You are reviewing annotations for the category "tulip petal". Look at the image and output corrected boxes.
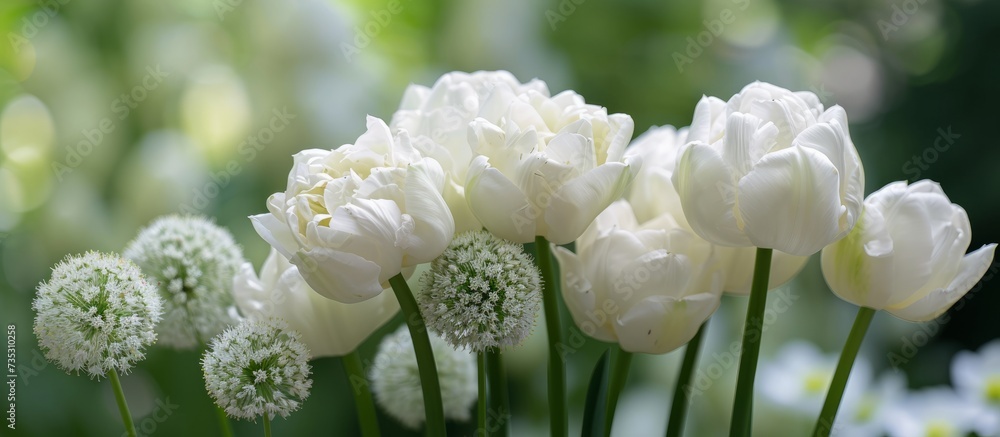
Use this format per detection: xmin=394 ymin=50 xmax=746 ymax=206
xmin=250 ymin=213 xmax=299 ymax=259
xmin=886 ymin=244 xmax=997 ymax=322
xmin=545 ymin=158 xmax=637 ymax=245
xmin=738 ymin=145 xmax=842 ymax=255
xmin=615 ymin=292 xmax=721 ymax=354
xmin=465 ymin=155 xmax=536 ymax=243
xmin=672 ymin=142 xmax=750 ymax=247
xmin=291 ymin=248 xmax=385 ymax=303
xmin=720 ymin=246 xmax=809 ymax=295
xmin=401 ymin=158 xmax=454 ymax=265
xmin=553 ymin=246 xmax=616 ymax=342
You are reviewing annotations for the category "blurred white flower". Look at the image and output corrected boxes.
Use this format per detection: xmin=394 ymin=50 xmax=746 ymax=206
xmin=673 ymin=82 xmax=865 ymax=256
xmin=553 ymin=200 xmax=723 ymax=354
xmin=822 ymin=180 xmax=997 ymax=322
xmin=758 ymin=341 xmax=871 ymax=417
xmin=32 ymin=251 xmax=162 ymax=378
xmin=250 ymin=116 xmax=455 ymax=303
xmin=885 ymin=388 xmax=983 ymax=437
xmin=124 ymin=215 xmax=244 ymax=349
xmin=465 ymin=88 xmax=639 ymax=244
xmin=952 ymin=340 xmax=1000 ymax=436
xmin=418 ymin=230 xmax=541 ymax=352
xmin=624 ymin=124 xmax=808 ymax=295
xmin=232 ymin=248 xmax=399 ymax=358
xmin=202 ymin=319 xmax=312 ymax=421
xmin=834 ymin=373 xmax=906 ymax=437
xmin=369 ymin=325 xmax=477 ymax=429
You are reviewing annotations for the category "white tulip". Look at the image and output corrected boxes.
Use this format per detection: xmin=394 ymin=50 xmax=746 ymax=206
xmin=625 ymin=124 xmax=809 ymax=294
xmin=553 ymin=201 xmax=723 ymax=354
xmin=672 ymin=82 xmax=865 ymax=256
xmin=232 ymin=249 xmax=400 ymax=358
xmin=465 ymin=90 xmax=640 ymax=244
xmin=391 ymin=71 xmax=549 ymax=233
xmin=821 ymin=180 xmax=996 ymax=322
xmin=250 ymin=116 xmax=455 ymax=303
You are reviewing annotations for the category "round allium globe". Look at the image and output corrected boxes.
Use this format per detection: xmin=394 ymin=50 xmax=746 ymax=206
xmin=202 ymin=319 xmax=312 ymax=421
xmin=32 ymin=251 xmax=162 ymax=378
xmin=419 ymin=230 xmax=541 ymax=352
xmin=124 ymin=214 xmax=244 ymax=349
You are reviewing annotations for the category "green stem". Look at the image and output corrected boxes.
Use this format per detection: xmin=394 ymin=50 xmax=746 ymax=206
xmin=666 ymin=321 xmax=708 ymax=437
xmin=215 ymin=406 xmax=233 ymax=437
xmin=486 ymin=350 xmax=509 ymax=437
xmin=389 ymin=273 xmax=446 ymax=436
xmin=535 ymin=236 xmax=567 ymax=437
xmin=479 ymin=352 xmax=487 ymax=435
xmin=813 ymin=306 xmax=876 ymax=437
xmin=603 ymin=347 xmax=633 ymax=437
xmin=729 ymin=247 xmax=773 ymax=437
xmin=343 ymin=349 xmax=381 ymax=437
xmin=264 ymin=413 xmax=272 ymax=437
xmin=108 ymin=369 xmax=136 ymax=437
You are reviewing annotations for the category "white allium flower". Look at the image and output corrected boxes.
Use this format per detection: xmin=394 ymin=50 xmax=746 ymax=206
xmin=124 ymin=214 xmax=244 ymax=349
xmin=202 ymin=319 xmax=312 ymax=421
xmin=419 ymin=230 xmax=541 ymax=352
xmin=952 ymin=340 xmax=1000 ymax=435
xmin=32 ymin=251 xmax=162 ymax=379
xmin=370 ymin=325 xmax=477 ymax=429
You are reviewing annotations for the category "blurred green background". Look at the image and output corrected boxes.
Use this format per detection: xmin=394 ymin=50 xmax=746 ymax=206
xmin=0 ymin=0 xmax=998 ymax=435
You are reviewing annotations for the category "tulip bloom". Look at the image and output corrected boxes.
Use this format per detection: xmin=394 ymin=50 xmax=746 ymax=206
xmin=821 ymin=180 xmax=996 ymax=322
xmin=250 ymin=116 xmax=455 ymax=303
xmin=232 ymin=249 xmax=400 ymax=358
xmin=553 ymin=200 xmax=723 ymax=354
xmin=672 ymin=82 xmax=865 ymax=256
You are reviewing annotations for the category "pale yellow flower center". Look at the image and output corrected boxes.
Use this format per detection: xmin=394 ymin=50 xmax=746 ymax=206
xmin=985 ymin=375 xmax=1000 ymax=404
xmin=853 ymin=395 xmax=877 ymax=422
xmin=924 ymin=420 xmax=953 ymax=437
xmin=803 ymin=370 xmax=830 ymax=394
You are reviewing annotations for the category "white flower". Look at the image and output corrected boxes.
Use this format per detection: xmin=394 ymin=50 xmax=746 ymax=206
xmin=464 ymin=88 xmax=640 ymax=244
xmin=391 ymin=71 xmax=549 ymax=234
xmin=250 ymin=116 xmax=455 ymax=303
xmin=952 ymin=340 xmax=1000 ymax=436
xmin=201 ymin=319 xmax=312 ymax=421
xmin=758 ymin=341 xmax=871 ymax=416
xmin=232 ymin=249 xmax=399 ymax=358
xmin=885 ymin=388 xmax=983 ymax=437
xmin=553 ymin=200 xmax=723 ymax=354
xmin=821 ymin=180 xmax=997 ymax=322
xmin=834 ymin=373 xmax=906 ymax=437
xmin=369 ymin=325 xmax=477 ymax=429
xmin=624 ymin=124 xmax=808 ymax=295
xmin=124 ymin=215 xmax=244 ymax=349
xmin=672 ymin=82 xmax=865 ymax=256
xmin=418 ymin=230 xmax=541 ymax=352
xmin=32 ymin=251 xmax=162 ymax=378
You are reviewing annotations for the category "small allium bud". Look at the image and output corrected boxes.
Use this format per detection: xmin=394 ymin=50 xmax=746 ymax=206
xmin=419 ymin=230 xmax=542 ymax=352
xmin=201 ymin=319 xmax=312 ymax=421
xmin=32 ymin=251 xmax=162 ymax=379
xmin=370 ymin=325 xmax=477 ymax=429
xmin=124 ymin=214 xmax=244 ymax=349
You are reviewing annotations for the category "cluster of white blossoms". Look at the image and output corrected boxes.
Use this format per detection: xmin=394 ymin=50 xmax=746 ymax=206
xmin=370 ymin=325 xmax=477 ymax=429
xmin=32 ymin=251 xmax=162 ymax=378
xmin=124 ymin=215 xmax=244 ymax=349
xmin=201 ymin=319 xmax=312 ymax=421
xmin=419 ymin=230 xmax=541 ymax=352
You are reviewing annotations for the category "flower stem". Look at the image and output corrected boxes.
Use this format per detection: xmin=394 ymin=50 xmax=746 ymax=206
xmin=479 ymin=352 xmax=487 ymax=435
xmin=108 ymin=369 xmax=136 ymax=437
xmin=264 ymin=414 xmax=272 ymax=437
xmin=215 ymin=406 xmax=233 ymax=437
xmin=603 ymin=347 xmax=633 ymax=437
xmin=813 ymin=306 xmax=876 ymax=437
xmin=729 ymin=247 xmax=773 ymax=437
xmin=535 ymin=236 xmax=567 ymax=437
xmin=666 ymin=320 xmax=708 ymax=437
xmin=486 ymin=349 xmax=510 ymax=437
xmin=389 ymin=273 xmax=446 ymax=436
xmin=343 ymin=349 xmax=381 ymax=437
